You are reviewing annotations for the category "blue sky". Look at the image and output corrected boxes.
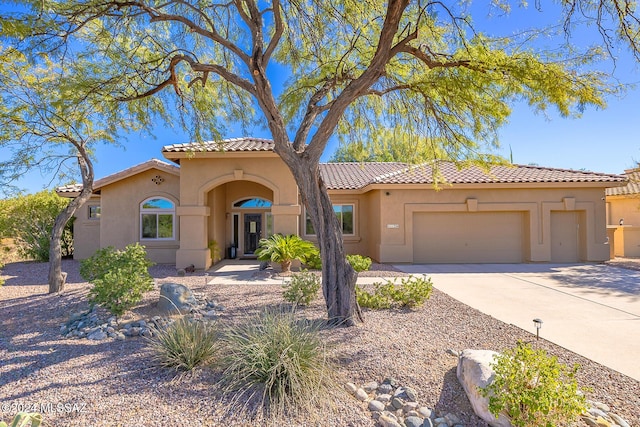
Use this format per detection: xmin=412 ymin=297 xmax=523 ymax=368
xmin=3 ymin=3 xmax=639 ymax=195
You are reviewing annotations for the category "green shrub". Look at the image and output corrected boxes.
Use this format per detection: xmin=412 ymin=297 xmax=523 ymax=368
xmin=356 ymin=276 xmax=432 ymax=309
xmin=220 ymin=307 xmax=335 ymax=417
xmin=346 ymin=254 xmax=372 ymax=272
xmin=80 ymin=243 xmax=155 ymax=316
xmin=147 ymin=317 xmax=219 ymax=372
xmin=356 ymin=282 xmax=395 ymax=309
xmin=480 ymin=342 xmax=588 ymax=427
xmin=395 ymin=275 xmax=433 ymax=307
xmin=283 ymin=270 xmax=321 ymax=306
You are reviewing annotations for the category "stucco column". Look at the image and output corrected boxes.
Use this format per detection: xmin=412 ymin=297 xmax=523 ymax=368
xmin=176 ymin=205 xmax=211 ymax=269
xmin=271 ymin=204 xmax=301 ymax=235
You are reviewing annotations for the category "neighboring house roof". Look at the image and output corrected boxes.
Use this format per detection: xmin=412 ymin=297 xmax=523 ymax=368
xmin=56 ymin=159 xmax=180 ymax=196
xmin=606 ymin=169 xmax=640 ymax=196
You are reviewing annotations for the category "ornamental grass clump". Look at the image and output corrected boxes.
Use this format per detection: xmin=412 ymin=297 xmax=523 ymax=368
xmin=147 ymin=317 xmax=219 ymax=372
xmin=480 ymin=342 xmax=588 ymax=427
xmin=220 ymin=307 xmax=336 ymax=418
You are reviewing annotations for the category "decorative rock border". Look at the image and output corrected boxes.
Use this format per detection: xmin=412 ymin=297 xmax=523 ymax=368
xmin=346 ymin=377 xmax=632 ymax=427
xmin=582 ymin=400 xmax=631 ymax=427
xmin=60 ymin=291 xmax=223 ymax=341
xmin=346 ymin=378 xmax=463 ymax=427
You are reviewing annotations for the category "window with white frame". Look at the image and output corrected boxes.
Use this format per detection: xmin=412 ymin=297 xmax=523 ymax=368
xmin=140 ymin=197 xmax=175 ymax=239
xmin=305 ymin=204 xmax=354 ymax=235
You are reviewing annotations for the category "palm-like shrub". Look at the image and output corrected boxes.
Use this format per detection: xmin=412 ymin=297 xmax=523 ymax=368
xmin=147 ymin=317 xmax=219 ymax=372
xmin=254 ymin=234 xmax=318 ymax=273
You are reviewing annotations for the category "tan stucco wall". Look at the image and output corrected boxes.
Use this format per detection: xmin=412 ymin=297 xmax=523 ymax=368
xmin=373 ymin=185 xmax=610 ymax=263
xmin=604 ymin=195 xmax=640 ymax=257
xmin=175 ymin=154 xmax=300 ymax=268
xmin=97 ymin=169 xmax=180 ymax=263
xmin=75 ymin=154 xmax=615 ymax=267
xmin=607 ymin=196 xmax=640 ymax=226
xmin=72 ymin=195 xmax=102 ymax=260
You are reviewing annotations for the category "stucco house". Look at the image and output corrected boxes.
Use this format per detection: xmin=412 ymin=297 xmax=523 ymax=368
xmin=57 ymin=138 xmax=626 ymax=268
xmin=605 ymin=168 xmax=640 ymax=257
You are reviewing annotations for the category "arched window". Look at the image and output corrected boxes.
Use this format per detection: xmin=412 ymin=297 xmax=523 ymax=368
xmin=140 ymin=197 xmax=175 ymax=240
xmin=233 ymin=198 xmax=272 ymax=208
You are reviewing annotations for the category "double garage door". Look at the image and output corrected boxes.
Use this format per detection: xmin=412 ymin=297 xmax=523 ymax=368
xmin=413 ymin=212 xmax=525 ymax=263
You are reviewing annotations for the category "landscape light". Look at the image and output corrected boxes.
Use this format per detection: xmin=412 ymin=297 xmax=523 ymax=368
xmin=533 ymin=318 xmax=543 ymax=340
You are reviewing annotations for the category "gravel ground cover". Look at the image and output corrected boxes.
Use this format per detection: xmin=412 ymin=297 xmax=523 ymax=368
xmin=1 ymin=259 xmax=639 ymax=426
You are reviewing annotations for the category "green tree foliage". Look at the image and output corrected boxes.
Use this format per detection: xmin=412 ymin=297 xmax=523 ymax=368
xmin=0 ymin=190 xmax=72 ymax=261
xmin=2 ymin=0 xmax=635 ymax=324
xmin=331 ymin=130 xmax=450 ymax=163
xmin=80 ymin=244 xmax=155 ymax=316
xmin=0 ymin=46 xmax=147 ymax=292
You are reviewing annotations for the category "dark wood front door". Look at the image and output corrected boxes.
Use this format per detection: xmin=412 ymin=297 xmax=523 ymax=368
xmin=244 ymin=213 xmax=262 ymax=255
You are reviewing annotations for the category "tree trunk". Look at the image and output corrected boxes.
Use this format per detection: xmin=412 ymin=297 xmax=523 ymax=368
xmin=49 ymin=152 xmax=94 ymax=294
xmin=292 ymin=161 xmax=363 ymax=326
xmin=48 ymin=208 xmax=72 ymax=293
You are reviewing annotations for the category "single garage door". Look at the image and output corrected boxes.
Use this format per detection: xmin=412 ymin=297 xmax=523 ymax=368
xmin=413 ymin=212 xmax=524 ymax=263
xmin=550 ymin=211 xmax=581 ymax=262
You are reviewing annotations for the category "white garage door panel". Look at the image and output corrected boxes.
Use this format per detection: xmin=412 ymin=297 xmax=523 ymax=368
xmin=413 ymin=212 xmax=523 ymax=263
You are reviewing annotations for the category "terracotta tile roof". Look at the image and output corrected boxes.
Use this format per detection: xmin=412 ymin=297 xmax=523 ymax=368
xmin=162 ymin=137 xmax=274 ymax=153
xmin=56 ymin=183 xmax=83 ymax=194
xmin=606 ymin=169 xmax=640 ymax=196
xmin=56 ymin=159 xmax=179 ymax=196
xmin=320 ymin=162 xmax=408 ymax=190
xmin=366 ymin=162 xmax=625 ymax=186
xmin=163 ymin=139 xmax=624 ymax=187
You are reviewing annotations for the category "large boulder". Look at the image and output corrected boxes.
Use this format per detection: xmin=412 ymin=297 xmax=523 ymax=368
xmin=158 ymin=283 xmax=198 ymax=313
xmin=456 ymin=349 xmax=512 ymax=427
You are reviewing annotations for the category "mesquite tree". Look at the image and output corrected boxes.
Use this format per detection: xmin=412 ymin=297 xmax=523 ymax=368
xmin=0 ymin=48 xmax=143 ymax=293
xmin=2 ymin=0 xmax=636 ymax=323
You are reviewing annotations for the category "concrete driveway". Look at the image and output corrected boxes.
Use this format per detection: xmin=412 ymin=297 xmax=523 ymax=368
xmin=394 ymin=263 xmax=640 ymax=381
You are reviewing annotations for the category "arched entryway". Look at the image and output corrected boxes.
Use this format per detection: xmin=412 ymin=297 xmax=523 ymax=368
xmin=205 ymin=180 xmax=274 ymax=261
xmin=232 ymin=197 xmax=273 ymax=257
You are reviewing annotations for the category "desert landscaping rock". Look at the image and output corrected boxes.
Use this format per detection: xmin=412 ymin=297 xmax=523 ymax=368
xmin=60 ymin=287 xmax=221 ymax=341
xmin=456 ymin=349 xmax=511 ymax=427
xmin=2 ymin=260 xmax=638 ymax=426
xmin=158 ymin=282 xmax=198 ymax=312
